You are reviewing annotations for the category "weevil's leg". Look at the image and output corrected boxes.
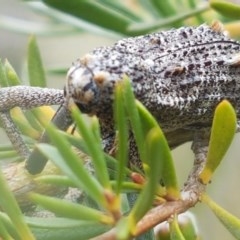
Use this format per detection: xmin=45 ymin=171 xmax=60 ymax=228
xmin=0 ymin=111 xmax=31 ymax=158
xmin=0 ymin=86 xmax=63 ymax=111
xmin=0 ymin=86 xmax=64 ymax=161
xmin=165 ymin=128 xmax=195 ymax=149
xmin=25 ymin=104 xmax=73 ymax=174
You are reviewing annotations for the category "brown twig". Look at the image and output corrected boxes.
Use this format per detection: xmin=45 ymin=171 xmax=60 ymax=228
xmin=92 ymin=130 xmax=209 ymax=240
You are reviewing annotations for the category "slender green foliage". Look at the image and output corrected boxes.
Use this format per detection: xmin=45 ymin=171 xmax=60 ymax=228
xmin=28 ymin=35 xmax=46 ymax=87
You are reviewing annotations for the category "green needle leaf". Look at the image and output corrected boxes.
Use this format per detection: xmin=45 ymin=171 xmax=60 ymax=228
xmin=24 ymin=110 xmax=44 ymax=132
xmin=30 ymin=193 xmax=113 ymax=224
xmin=38 ymin=124 xmax=107 ymax=208
xmin=71 ymin=106 xmax=111 ymax=190
xmin=127 ymin=3 xmax=209 ymax=35
xmin=0 ymin=150 xmax=18 ymax=160
xmin=4 ymin=60 xmax=21 ymax=86
xmin=0 ymin=218 xmax=14 ymax=240
xmin=210 ymin=0 xmax=240 ymax=19
xmin=126 ymin=126 xmax=167 ymax=232
xmin=116 ymin=217 xmax=133 ymax=240
xmin=0 ymin=59 xmax=8 ymax=87
xmin=136 ymin=101 xmax=180 ymax=200
xmin=199 ymin=100 xmax=237 ymax=184
xmin=176 ymin=213 xmax=199 ymax=240
xmin=42 ymin=0 xmax=131 ymax=34
xmin=169 ymin=215 xmax=186 ymax=240
xmin=202 ymin=194 xmax=240 ymax=239
xmin=121 ymin=76 xmax=179 ymax=199
xmin=36 ymin=175 xmax=75 ymax=187
xmin=0 ymin=168 xmax=35 ymax=240
xmin=0 ymin=212 xmax=21 ymax=240
xmin=156 ymin=212 xmax=199 ymax=240
xmin=28 ymin=35 xmax=46 ymax=87
xmin=99 ymin=0 xmax=142 ymax=21
xmin=121 ymin=76 xmax=145 ymax=163
xmin=60 ymin=131 xmax=132 ymax=178
xmin=114 ymin=81 xmax=129 ymax=195
xmin=150 ymin=0 xmax=177 ymax=16
xmin=26 ymin=217 xmax=110 ymax=240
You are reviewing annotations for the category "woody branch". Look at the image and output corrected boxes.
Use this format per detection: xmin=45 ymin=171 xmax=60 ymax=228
xmin=93 ymin=130 xmax=209 ymax=240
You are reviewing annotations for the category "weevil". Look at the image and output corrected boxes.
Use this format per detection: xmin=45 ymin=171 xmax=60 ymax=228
xmin=1 ymin=22 xmax=240 ymax=173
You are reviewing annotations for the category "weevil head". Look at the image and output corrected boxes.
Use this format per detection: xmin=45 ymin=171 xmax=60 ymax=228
xmin=64 ymin=46 xmax=152 ymax=118
xmin=65 ymin=53 xmax=119 ymax=116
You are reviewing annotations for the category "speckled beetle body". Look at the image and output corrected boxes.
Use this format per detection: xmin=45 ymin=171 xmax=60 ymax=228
xmin=65 ymin=23 xmax=240 ymax=138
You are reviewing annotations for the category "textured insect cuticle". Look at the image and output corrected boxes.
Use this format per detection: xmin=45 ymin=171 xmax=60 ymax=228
xmin=66 ymin=23 xmax=240 ymax=132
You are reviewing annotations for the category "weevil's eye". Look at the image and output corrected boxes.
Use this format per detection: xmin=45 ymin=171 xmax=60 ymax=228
xmin=66 ymin=65 xmax=96 ymax=104
xmin=65 ymin=54 xmax=112 ymax=114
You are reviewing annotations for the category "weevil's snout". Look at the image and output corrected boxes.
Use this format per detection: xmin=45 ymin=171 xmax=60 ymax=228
xmin=65 ymin=54 xmax=113 ymax=114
